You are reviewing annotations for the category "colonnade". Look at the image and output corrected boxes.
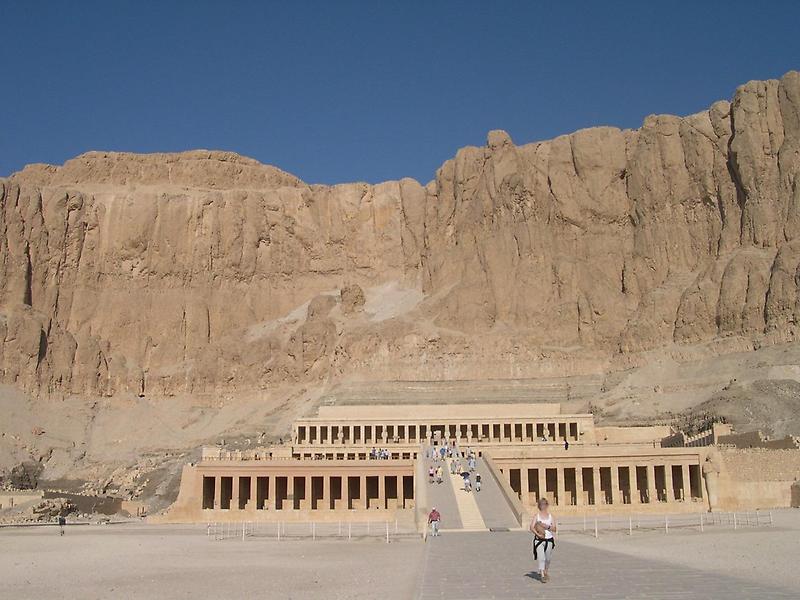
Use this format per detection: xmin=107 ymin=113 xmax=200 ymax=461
xmin=294 ymin=419 xmax=585 ymax=445
xmin=501 ymin=461 xmax=704 ymax=507
xmin=201 ymin=472 xmax=414 ymax=512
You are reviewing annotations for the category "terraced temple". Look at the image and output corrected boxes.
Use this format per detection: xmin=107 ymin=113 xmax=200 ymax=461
xmin=162 ymin=399 xmax=800 ymax=529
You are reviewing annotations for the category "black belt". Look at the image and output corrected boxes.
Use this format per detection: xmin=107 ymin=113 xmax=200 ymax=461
xmin=532 ymin=536 xmax=555 ymax=559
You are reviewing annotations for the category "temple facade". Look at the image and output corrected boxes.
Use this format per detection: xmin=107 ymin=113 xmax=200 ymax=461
xmin=160 ymin=402 xmax=800 ymax=527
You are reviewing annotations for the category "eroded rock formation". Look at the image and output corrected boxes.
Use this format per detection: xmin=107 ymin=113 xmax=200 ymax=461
xmin=2 ymin=72 xmax=800 ymax=398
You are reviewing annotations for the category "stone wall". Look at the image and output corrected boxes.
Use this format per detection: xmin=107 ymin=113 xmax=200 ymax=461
xmin=714 ymin=449 xmax=800 ymax=510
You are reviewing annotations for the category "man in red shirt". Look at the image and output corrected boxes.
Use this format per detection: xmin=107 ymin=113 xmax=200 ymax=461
xmin=428 ymin=507 xmax=441 ymax=537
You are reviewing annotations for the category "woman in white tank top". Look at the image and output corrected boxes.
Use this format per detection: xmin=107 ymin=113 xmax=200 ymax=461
xmin=529 ymin=497 xmax=557 ymax=583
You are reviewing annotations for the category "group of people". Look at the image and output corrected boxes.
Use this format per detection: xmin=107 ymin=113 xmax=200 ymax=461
xmin=369 ymin=447 xmax=391 ymax=460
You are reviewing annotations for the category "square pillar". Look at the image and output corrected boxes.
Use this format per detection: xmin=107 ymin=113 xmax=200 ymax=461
xmin=556 ymin=467 xmax=566 ymax=506
xmin=303 ymin=475 xmax=312 ymax=510
xmin=214 ymin=475 xmax=222 ymax=509
xmin=538 ymin=468 xmax=547 ymax=503
xmin=592 ymin=466 xmax=601 ymax=505
xmin=664 ymin=464 xmax=674 ymax=502
xmin=520 ymin=466 xmax=529 ymax=505
xmin=232 ymin=476 xmax=240 ymax=510
xmin=610 ymin=465 xmax=620 ymax=505
xmin=361 ymin=475 xmax=368 ymax=509
xmin=287 ymin=475 xmax=295 ymax=510
xmin=248 ymin=475 xmax=257 ymax=511
xmin=398 ymin=475 xmax=405 ymax=509
xmin=378 ymin=475 xmax=386 ymax=510
xmin=630 ymin=465 xmax=640 ymax=504
xmin=646 ymin=464 xmax=657 ymax=504
xmin=322 ymin=475 xmax=331 ymax=510
xmin=268 ymin=475 xmax=276 ymax=510
xmin=681 ymin=464 xmax=690 ymax=501
xmin=575 ymin=467 xmax=584 ymax=506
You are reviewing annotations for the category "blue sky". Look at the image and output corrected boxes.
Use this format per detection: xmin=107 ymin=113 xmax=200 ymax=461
xmin=1 ymin=1 xmax=798 ymax=184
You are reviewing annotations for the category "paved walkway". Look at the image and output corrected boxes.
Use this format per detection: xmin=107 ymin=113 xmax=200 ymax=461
xmin=416 ymin=531 xmax=796 ymax=599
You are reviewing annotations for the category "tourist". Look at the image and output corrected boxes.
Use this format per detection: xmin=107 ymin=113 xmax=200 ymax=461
xmin=370 ymin=447 xmax=377 ymax=460
xmin=475 ymin=472 xmax=482 ymax=492
xmin=428 ymin=466 xmax=435 ymax=484
xmin=462 ymin=471 xmax=471 ymax=492
xmin=564 ymin=439 xmax=569 ymax=451
xmin=530 ymin=497 xmax=557 ymax=583
xmin=428 ymin=506 xmax=441 ymax=537
xmin=435 ymin=465 xmax=443 ymax=484
xmin=439 ymin=446 xmax=446 ymax=460
xmin=58 ymin=515 xmax=66 ymax=536
xmin=450 ymin=459 xmax=457 ymax=475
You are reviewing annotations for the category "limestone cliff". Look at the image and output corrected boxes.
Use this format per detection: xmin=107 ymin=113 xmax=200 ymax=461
xmin=2 ymin=72 xmax=800 ymax=399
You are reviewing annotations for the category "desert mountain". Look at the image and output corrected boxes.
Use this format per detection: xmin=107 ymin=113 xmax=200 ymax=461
xmin=3 ymin=72 xmax=800 ymax=398
xmin=2 ymin=72 xmax=800 ymax=498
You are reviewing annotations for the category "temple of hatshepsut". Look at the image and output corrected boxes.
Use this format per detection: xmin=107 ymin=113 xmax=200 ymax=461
xmin=162 ymin=396 xmax=800 ymax=529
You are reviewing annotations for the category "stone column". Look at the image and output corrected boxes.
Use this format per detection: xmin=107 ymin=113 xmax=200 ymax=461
xmin=610 ymin=465 xmax=620 ymax=505
xmin=378 ymin=475 xmax=386 ymax=510
xmin=288 ymin=475 xmax=296 ymax=510
xmin=681 ymin=464 xmax=690 ymax=500
xmin=520 ymin=466 xmax=529 ymax=505
xmin=538 ymin=468 xmax=547 ymax=503
xmin=322 ymin=474 xmax=331 ymax=510
xmin=630 ymin=465 xmax=640 ymax=504
xmin=232 ymin=476 xmax=240 ymax=510
xmin=268 ymin=475 xmax=276 ymax=510
xmin=646 ymin=464 xmax=657 ymax=504
xmin=214 ymin=475 xmax=222 ymax=509
xmin=248 ymin=476 xmax=256 ymax=511
xmin=488 ymin=423 xmax=494 ymax=442
xmin=398 ymin=475 xmax=406 ymax=509
xmin=304 ymin=475 xmax=312 ymax=510
xmin=556 ymin=467 xmax=566 ymax=506
xmin=592 ymin=466 xmax=601 ymax=505
xmin=361 ymin=475 xmax=368 ymax=510
xmin=575 ymin=467 xmax=584 ymax=506
xmin=664 ymin=464 xmax=674 ymax=502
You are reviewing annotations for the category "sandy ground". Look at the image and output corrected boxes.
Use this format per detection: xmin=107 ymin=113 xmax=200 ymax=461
xmin=0 ymin=523 xmax=424 ymax=600
xmin=565 ymin=508 xmax=800 ymax=591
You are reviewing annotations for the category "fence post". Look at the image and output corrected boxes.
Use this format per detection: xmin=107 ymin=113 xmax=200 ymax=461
xmin=665 ymin=515 xmax=668 ymax=534
xmin=242 ymin=522 xmax=245 ymax=541
xmin=769 ymin=511 xmax=773 ymax=527
xmin=733 ymin=513 xmax=737 ymax=530
xmin=348 ymin=522 xmax=352 ymax=541
xmin=628 ymin=515 xmax=632 ymax=536
xmin=277 ymin=522 xmax=281 ymax=541
xmin=594 ymin=518 xmax=598 ymax=539
xmin=386 ymin=521 xmax=389 ymax=544
xmin=395 ymin=519 xmax=398 ymax=534
xmin=312 ymin=522 xmax=316 ymax=541
xmin=699 ymin=512 xmax=703 ymax=533
xmin=583 ymin=513 xmax=586 ymax=531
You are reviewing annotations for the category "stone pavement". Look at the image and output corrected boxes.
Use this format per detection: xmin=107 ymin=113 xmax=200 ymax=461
xmin=416 ymin=530 xmax=796 ymax=599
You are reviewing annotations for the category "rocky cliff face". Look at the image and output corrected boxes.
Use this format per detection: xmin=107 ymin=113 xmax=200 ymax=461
xmin=2 ymin=72 xmax=800 ymax=399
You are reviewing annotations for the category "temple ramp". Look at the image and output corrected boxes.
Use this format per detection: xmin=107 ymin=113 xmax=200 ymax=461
xmin=445 ymin=460 xmax=486 ymax=531
xmin=473 ymin=457 xmax=522 ymax=530
xmin=423 ymin=459 xmax=463 ymax=530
